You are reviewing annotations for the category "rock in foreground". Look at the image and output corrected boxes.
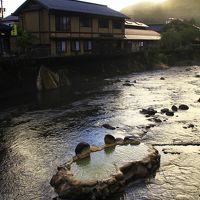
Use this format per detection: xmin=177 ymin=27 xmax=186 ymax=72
xmin=50 ymin=137 xmax=160 ymax=200
xmin=179 ymin=104 xmax=189 ymax=110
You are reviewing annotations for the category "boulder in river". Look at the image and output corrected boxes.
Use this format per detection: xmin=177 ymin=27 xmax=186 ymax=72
xmin=50 ymin=139 xmax=160 ymax=200
xmin=154 ymin=118 xmax=162 ymax=123
xmin=115 ymin=138 xmax=124 ymax=143
xmin=171 ymin=105 xmax=178 ymax=112
xmin=179 ymin=104 xmax=189 ymax=110
xmin=148 ymin=117 xmax=162 ymax=123
xmin=185 ymin=68 xmax=191 ymax=71
xmin=195 ymin=73 xmax=200 ymax=78
xmin=104 ymin=134 xmax=116 ymax=145
xmin=188 ymin=124 xmax=194 ymax=128
xmin=166 ymin=111 xmax=174 ymax=116
xmin=114 ymin=79 xmax=122 ymax=83
xmin=37 ymin=66 xmax=70 ymax=91
xmin=103 ymin=124 xmax=116 ymax=130
xmin=123 ymin=83 xmax=134 ymax=86
xmin=161 ymin=108 xmax=170 ymax=113
xmin=145 ymin=124 xmax=156 ymax=129
xmin=140 ymin=108 xmax=157 ymax=116
xmin=124 ymin=136 xmax=140 ymax=145
xmin=75 ymin=142 xmax=90 ymax=155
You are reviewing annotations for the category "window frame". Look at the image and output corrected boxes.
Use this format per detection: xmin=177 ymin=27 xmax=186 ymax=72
xmin=83 ymin=40 xmax=92 ymax=52
xmin=80 ymin=17 xmax=92 ymax=28
xmin=98 ymin=18 xmax=109 ymax=28
xmin=71 ymin=40 xmax=81 ymax=52
xmin=56 ymin=40 xmax=67 ymax=54
xmin=112 ymin=20 xmax=122 ymax=29
xmin=55 ymin=15 xmax=71 ymax=32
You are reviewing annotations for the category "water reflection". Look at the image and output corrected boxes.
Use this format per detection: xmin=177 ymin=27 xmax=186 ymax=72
xmin=76 ymin=155 xmax=91 ymax=167
xmin=104 ymin=146 xmax=116 ymax=154
xmin=0 ymin=66 xmax=200 ymax=199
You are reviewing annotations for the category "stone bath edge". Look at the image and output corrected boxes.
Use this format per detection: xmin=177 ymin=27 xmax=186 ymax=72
xmin=50 ymin=137 xmax=160 ymax=200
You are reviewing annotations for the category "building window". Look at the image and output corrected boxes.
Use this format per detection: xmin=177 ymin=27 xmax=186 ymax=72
xmin=84 ymin=40 xmax=92 ymax=51
xmin=80 ymin=17 xmax=92 ymax=27
xmin=56 ymin=16 xmax=70 ymax=31
xmin=71 ymin=40 xmax=80 ymax=52
xmin=56 ymin=40 xmax=67 ymax=54
xmin=99 ymin=18 xmax=109 ymax=28
xmin=139 ymin=41 xmax=144 ymax=47
xmin=112 ymin=20 xmax=122 ymax=29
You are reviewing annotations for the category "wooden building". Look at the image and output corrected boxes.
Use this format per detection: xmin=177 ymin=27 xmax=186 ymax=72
xmin=0 ymin=22 xmax=11 ymax=55
xmin=14 ymin=0 xmax=127 ymax=57
xmin=125 ymin=21 xmax=161 ymax=52
xmin=1 ymin=15 xmax=19 ymax=53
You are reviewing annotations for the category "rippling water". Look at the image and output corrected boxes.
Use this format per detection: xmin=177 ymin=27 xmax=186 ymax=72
xmin=0 ymin=66 xmax=200 ymax=200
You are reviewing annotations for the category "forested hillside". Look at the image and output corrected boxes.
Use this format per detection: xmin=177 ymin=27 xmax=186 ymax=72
xmin=122 ymin=0 xmax=200 ymax=25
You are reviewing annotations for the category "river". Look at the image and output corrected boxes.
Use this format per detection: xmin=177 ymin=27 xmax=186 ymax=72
xmin=0 ymin=66 xmax=200 ymax=200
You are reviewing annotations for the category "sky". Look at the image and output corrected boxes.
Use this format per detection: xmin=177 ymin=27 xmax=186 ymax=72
xmin=3 ymin=0 xmax=167 ymax=17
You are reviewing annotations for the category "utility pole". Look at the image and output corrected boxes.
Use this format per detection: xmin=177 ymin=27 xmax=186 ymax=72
xmin=0 ymin=0 xmax=4 ymax=19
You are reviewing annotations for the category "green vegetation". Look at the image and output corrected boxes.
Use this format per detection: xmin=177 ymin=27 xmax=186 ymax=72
xmin=122 ymin=0 xmax=200 ymax=25
xmin=16 ymin=28 xmax=37 ymax=54
xmin=156 ymin=20 xmax=200 ymax=65
xmin=138 ymin=20 xmax=200 ymax=67
xmin=160 ymin=19 xmax=200 ymax=50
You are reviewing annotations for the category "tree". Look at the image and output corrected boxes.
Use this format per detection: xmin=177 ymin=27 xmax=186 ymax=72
xmin=17 ymin=28 xmax=37 ymax=54
xmin=160 ymin=19 xmax=200 ymax=50
xmin=161 ymin=31 xmax=181 ymax=50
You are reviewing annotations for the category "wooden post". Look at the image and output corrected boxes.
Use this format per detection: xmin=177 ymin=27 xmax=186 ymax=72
xmin=1 ymin=0 xmax=4 ymax=18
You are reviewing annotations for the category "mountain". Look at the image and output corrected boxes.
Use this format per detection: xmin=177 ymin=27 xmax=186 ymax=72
xmin=121 ymin=0 xmax=200 ymax=25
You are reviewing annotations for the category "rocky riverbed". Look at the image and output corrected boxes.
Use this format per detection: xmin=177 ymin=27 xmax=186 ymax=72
xmin=0 ymin=66 xmax=200 ymax=200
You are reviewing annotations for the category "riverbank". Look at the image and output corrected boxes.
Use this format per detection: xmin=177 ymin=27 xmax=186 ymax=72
xmin=0 ymin=49 xmax=199 ymax=104
xmin=0 ymin=52 xmax=150 ymax=103
xmin=160 ymin=49 xmax=200 ymax=66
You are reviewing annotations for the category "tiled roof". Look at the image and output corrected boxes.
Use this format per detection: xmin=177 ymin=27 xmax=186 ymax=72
xmin=125 ymin=21 xmax=149 ymax=28
xmin=125 ymin=29 xmax=161 ymax=41
xmin=1 ymin=15 xmax=19 ymax=22
xmin=14 ymin=0 xmax=128 ymax=18
xmin=148 ymin=24 xmax=164 ymax=33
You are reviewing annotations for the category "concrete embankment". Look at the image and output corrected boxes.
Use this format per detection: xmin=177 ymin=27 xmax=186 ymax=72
xmin=1 ymin=49 xmax=199 ymax=102
xmin=0 ymin=53 xmax=148 ymax=101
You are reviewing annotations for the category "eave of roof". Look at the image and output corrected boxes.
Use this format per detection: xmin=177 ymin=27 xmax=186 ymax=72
xmin=14 ymin=0 xmax=128 ymax=19
xmin=126 ymin=35 xmax=161 ymax=41
xmin=1 ymin=15 xmax=19 ymax=22
xmin=125 ymin=29 xmax=161 ymax=41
